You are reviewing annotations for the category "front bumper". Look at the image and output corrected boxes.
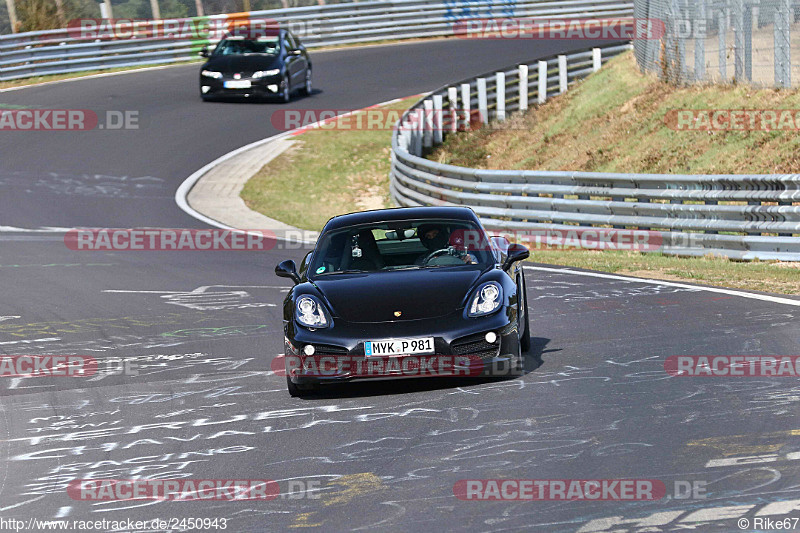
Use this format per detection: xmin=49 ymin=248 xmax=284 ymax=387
xmin=200 ymin=75 xmax=282 ymax=98
xmin=284 ymin=308 xmax=521 ymax=386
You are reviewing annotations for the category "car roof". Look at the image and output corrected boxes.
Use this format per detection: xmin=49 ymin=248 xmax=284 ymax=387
xmin=321 ymin=206 xmax=480 ymax=232
xmin=221 ymin=28 xmax=288 ymax=40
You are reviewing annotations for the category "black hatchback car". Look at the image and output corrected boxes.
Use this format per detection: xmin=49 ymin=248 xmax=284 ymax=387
xmin=199 ymin=28 xmax=311 ymax=102
xmin=275 ymin=207 xmax=531 ymax=397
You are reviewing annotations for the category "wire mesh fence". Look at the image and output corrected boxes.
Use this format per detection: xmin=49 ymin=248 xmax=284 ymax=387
xmin=634 ymin=0 xmax=797 ymax=87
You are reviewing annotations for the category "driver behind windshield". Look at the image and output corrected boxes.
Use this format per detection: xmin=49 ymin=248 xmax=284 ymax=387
xmin=415 ymin=224 xmax=477 ymax=265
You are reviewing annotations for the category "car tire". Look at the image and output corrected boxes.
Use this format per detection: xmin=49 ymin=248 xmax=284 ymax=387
xmin=512 ymin=333 xmax=524 ymax=375
xmin=280 ymin=75 xmax=291 ymax=103
xmin=519 ymin=274 xmax=531 ymax=353
xmin=286 ymin=376 xmax=313 ymax=397
xmin=301 ymin=68 xmax=312 ymax=96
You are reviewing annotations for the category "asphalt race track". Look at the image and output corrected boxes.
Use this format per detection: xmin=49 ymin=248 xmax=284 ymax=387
xmin=1 ymin=37 xmax=799 ymax=532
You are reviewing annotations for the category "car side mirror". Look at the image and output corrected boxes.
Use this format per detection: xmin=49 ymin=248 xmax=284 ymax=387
xmin=289 ymin=49 xmax=302 ymax=56
xmin=502 ymin=243 xmax=529 ymax=271
xmin=199 ymin=46 xmax=209 ymax=57
xmin=275 ymin=260 xmax=301 ymax=284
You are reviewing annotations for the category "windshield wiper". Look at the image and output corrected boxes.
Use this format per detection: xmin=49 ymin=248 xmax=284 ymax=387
xmin=383 ymin=265 xmax=421 ymax=271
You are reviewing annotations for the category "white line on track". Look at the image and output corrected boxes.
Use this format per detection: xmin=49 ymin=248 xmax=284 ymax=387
xmin=0 ymin=63 xmax=193 ymax=93
xmin=525 ymin=265 xmax=800 ymax=307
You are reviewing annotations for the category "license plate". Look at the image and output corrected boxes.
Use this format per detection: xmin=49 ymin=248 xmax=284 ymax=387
xmin=365 ymin=337 xmax=434 ymax=357
xmin=224 ymin=80 xmax=251 ymax=89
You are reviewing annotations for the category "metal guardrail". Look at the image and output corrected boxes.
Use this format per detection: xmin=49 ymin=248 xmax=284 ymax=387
xmin=390 ymin=43 xmax=800 ymax=260
xmin=0 ymin=0 xmax=633 ymax=81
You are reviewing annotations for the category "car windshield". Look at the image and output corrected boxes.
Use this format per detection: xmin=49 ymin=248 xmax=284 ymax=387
xmin=309 ymin=219 xmax=495 ymax=276
xmin=213 ymin=37 xmax=280 ymax=56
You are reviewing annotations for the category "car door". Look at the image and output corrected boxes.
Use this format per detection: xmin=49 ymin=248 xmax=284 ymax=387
xmin=284 ymin=32 xmax=306 ymax=88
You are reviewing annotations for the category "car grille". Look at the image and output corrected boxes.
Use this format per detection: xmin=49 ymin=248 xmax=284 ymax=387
xmin=313 ymin=344 xmax=350 ymax=356
xmin=451 ymin=334 xmax=500 ymax=360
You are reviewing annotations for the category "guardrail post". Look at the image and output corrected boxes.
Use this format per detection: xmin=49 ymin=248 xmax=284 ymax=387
xmin=558 ymin=55 xmax=567 ymax=94
xmin=423 ymin=99 xmax=434 ymax=148
xmin=447 ymin=86 xmax=458 ymax=133
xmin=518 ymin=64 xmax=528 ymax=112
xmin=461 ymin=83 xmax=471 ymax=130
xmin=477 ymin=77 xmax=488 ymax=125
xmin=414 ymin=109 xmax=423 ymax=156
xmin=432 ymin=94 xmax=444 ymax=145
xmin=538 ymin=60 xmax=547 ymax=104
xmin=592 ymin=48 xmax=601 ymax=72
xmin=495 ymin=72 xmax=506 ymax=121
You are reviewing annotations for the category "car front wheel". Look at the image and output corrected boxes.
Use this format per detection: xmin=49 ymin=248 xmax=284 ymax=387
xmin=280 ymin=75 xmax=291 ymax=103
xmin=301 ymin=68 xmax=312 ymax=96
xmin=287 ymin=376 xmax=314 ymax=397
xmin=519 ymin=274 xmax=531 ymax=352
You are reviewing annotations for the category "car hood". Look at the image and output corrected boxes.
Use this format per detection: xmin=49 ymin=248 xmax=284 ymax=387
xmin=203 ymin=55 xmax=281 ymax=74
xmin=312 ymin=267 xmax=486 ymax=323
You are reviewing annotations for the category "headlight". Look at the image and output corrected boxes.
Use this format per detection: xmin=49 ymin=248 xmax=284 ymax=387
xmin=201 ymin=70 xmax=222 ymax=79
xmin=253 ymin=69 xmax=280 ymax=78
xmin=295 ymin=295 xmax=330 ymax=328
xmin=468 ymin=282 xmax=502 ymax=317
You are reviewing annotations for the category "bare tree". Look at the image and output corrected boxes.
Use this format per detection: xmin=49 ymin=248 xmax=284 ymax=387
xmin=5 ymin=0 xmax=18 ymax=32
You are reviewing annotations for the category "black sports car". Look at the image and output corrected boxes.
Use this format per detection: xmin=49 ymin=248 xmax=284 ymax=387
xmin=199 ymin=29 xmax=311 ymax=102
xmin=275 ymin=207 xmax=531 ymax=397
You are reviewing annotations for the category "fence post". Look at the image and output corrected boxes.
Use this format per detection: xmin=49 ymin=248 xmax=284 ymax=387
xmin=477 ymin=77 xmax=488 ymax=125
xmin=694 ymin=0 xmax=705 ymax=81
xmin=461 ymin=83 xmax=471 ymax=130
xmin=774 ymin=0 xmax=791 ymax=88
xmin=733 ymin=0 xmax=744 ymax=81
xmin=432 ymin=94 xmax=443 ymax=144
xmin=676 ymin=0 xmax=686 ymax=80
xmin=592 ymin=48 xmax=601 ymax=72
xmin=558 ymin=55 xmax=567 ymax=93
xmin=718 ymin=10 xmax=727 ymax=80
xmin=423 ymin=99 xmax=433 ymax=148
xmin=538 ymin=60 xmax=547 ymax=104
xmin=743 ymin=4 xmax=752 ymax=81
xmin=495 ymin=72 xmax=506 ymax=121
xmin=519 ymin=64 xmax=528 ymax=112
xmin=447 ymin=86 xmax=458 ymax=133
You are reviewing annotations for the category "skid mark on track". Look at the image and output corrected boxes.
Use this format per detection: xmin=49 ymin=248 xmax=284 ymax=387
xmin=103 ymin=285 xmax=284 ymax=310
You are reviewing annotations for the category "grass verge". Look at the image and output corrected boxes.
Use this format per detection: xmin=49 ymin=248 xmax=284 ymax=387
xmin=240 ymin=62 xmax=800 ymax=295
xmin=428 ymin=51 xmax=800 ymax=174
xmin=241 ymin=98 xmax=415 ymax=231
xmin=528 ymin=250 xmax=800 ymax=295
